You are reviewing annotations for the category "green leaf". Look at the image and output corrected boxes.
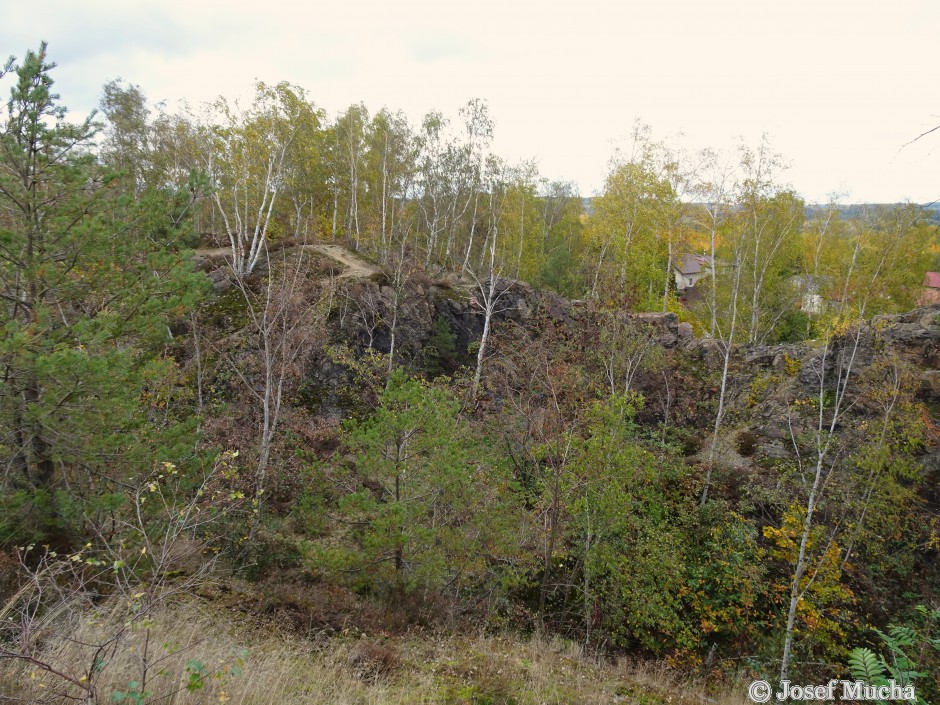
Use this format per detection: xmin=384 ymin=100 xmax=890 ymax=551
xmin=848 ymin=647 xmax=887 ymax=684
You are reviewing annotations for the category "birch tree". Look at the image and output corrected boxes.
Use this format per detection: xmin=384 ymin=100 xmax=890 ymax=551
xmin=279 ymin=93 xmax=327 ymax=242
xmin=204 ymin=82 xmax=306 ymax=277
xmin=331 ymin=104 xmax=369 ymax=249
xmin=700 ymin=140 xmax=801 ymax=503
xmin=691 ymin=147 xmax=737 ymax=336
xmin=417 ymin=100 xmax=493 ymax=270
xmin=586 ymin=125 xmax=673 ymax=307
xmin=698 ymin=224 xmax=747 ymax=506
xmin=468 ymin=160 xmax=513 ymax=400
xmin=220 ymin=245 xmax=326 ymax=543
xmin=450 ymin=98 xmax=493 ymax=267
xmin=98 ymin=79 xmax=152 ymax=197
xmin=416 ymin=111 xmax=450 ymax=265
xmin=535 ymin=180 xmax=585 ymax=296
xmin=655 ymin=147 xmax=694 ymax=313
xmin=776 ymin=206 xmax=920 ymax=682
xmin=500 ymin=160 xmax=542 ymax=282
xmin=736 ymin=138 xmax=804 ymax=344
xmin=596 ymin=313 xmax=662 ymax=396
xmin=365 ymin=108 xmax=417 ymax=263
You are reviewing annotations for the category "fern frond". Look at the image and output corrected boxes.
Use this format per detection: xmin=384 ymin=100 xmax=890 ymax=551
xmin=848 ymin=647 xmax=887 ymax=684
xmin=885 ymin=625 xmax=918 ymax=649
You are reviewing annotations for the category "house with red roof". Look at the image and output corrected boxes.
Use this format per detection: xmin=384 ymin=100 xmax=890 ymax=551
xmin=920 ymin=272 xmax=940 ymax=305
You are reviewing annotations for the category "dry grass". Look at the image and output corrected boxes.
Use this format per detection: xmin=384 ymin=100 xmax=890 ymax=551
xmin=615 ymin=659 xmax=754 ymax=705
xmin=0 ymin=597 xmax=750 ymax=704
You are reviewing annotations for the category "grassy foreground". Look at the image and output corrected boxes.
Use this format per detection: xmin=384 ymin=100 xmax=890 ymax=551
xmin=0 ymin=596 xmax=755 ymax=705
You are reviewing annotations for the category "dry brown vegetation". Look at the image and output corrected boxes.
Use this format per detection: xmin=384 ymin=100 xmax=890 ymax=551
xmin=0 ymin=597 xmax=755 ymax=705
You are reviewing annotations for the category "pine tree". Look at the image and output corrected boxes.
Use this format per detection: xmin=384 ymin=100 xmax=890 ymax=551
xmin=312 ymin=370 xmax=522 ymax=595
xmin=0 ymin=44 xmax=206 ymax=543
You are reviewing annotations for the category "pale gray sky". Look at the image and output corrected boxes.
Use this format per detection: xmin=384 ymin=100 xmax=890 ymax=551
xmin=3 ymin=0 xmax=938 ymax=202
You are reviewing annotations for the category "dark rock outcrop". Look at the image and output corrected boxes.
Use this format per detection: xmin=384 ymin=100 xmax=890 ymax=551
xmin=307 ymin=269 xmax=940 ymax=482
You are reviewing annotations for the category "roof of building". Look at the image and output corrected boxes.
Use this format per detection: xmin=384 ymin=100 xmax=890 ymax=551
xmin=924 ymin=272 xmax=940 ymax=289
xmin=675 ymin=253 xmax=713 ymax=275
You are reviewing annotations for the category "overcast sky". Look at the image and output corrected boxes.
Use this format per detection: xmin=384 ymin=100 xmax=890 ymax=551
xmin=3 ymin=0 xmax=938 ymax=203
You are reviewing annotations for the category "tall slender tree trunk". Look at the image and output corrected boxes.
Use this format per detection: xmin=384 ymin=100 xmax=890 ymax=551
xmin=516 ymin=191 xmax=525 ymax=279
xmin=590 ymin=239 xmax=611 ymax=300
xmin=472 ymin=216 xmax=500 ymax=399
xmin=331 ymin=181 xmax=339 ymax=241
xmin=709 ymin=218 xmax=718 ymax=337
xmin=539 ymin=468 xmax=561 ymax=622
xmin=662 ymin=233 xmax=673 ymax=313
xmin=461 ymin=192 xmax=480 ymax=276
xmin=701 ymin=246 xmax=744 ymax=506
xmin=583 ymin=512 xmax=593 ymax=646
xmin=380 ymin=132 xmax=389 ymax=261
